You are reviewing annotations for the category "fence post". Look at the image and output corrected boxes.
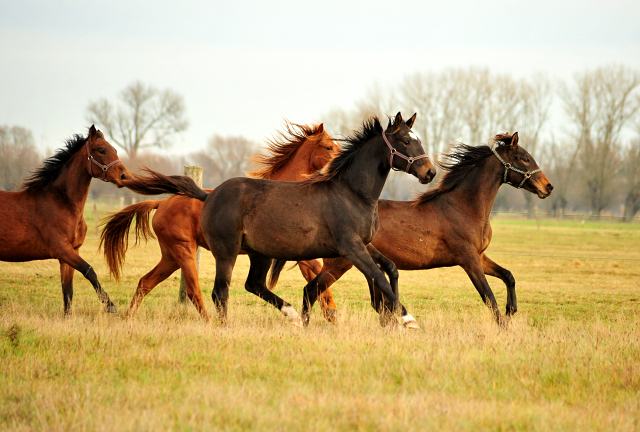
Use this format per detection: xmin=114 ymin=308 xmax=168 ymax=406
xmin=179 ymin=166 xmax=204 ymax=304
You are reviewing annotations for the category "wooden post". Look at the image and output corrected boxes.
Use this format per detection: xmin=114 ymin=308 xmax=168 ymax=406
xmin=93 ymin=203 xmax=100 ymax=235
xmin=179 ymin=166 xmax=204 ymax=304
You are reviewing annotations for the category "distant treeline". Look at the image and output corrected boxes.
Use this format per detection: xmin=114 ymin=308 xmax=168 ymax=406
xmin=3 ymin=65 xmax=639 ymax=220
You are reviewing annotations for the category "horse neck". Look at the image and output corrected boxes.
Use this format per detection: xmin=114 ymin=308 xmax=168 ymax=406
xmin=50 ymin=148 xmax=94 ymax=212
xmin=338 ymin=137 xmax=389 ymax=203
xmin=269 ymin=140 xmax=318 ymax=181
xmin=446 ymin=155 xmax=503 ymax=222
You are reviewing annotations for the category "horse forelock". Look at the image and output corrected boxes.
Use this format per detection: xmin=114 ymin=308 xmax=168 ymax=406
xmin=21 ymin=132 xmax=89 ymax=191
xmin=246 ymin=121 xmax=326 ymax=180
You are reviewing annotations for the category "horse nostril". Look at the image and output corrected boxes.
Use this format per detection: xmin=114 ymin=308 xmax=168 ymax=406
xmin=546 ymin=183 xmax=554 ymax=192
xmin=120 ymin=172 xmax=128 ymax=180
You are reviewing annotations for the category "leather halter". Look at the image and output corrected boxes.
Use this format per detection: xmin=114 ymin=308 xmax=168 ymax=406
xmin=491 ymin=144 xmax=540 ymax=189
xmin=86 ymin=140 xmax=121 ymax=182
xmin=382 ymin=130 xmax=430 ymax=173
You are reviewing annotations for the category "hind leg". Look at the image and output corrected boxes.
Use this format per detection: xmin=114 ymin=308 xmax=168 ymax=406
xmin=248 ymin=253 xmax=302 ymax=327
xmin=127 ymin=252 xmax=180 ymax=319
xmin=60 ymin=261 xmax=75 ymax=315
xmin=298 ymin=259 xmax=338 ymax=322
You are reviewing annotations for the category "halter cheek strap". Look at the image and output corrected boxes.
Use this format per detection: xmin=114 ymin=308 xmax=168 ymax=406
xmin=86 ymin=141 xmax=121 ymax=182
xmin=381 ymin=130 xmax=430 ymax=173
xmin=491 ymin=145 xmax=541 ymax=189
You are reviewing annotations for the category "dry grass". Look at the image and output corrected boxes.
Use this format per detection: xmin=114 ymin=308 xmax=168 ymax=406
xmin=1 ymin=216 xmax=639 ymax=431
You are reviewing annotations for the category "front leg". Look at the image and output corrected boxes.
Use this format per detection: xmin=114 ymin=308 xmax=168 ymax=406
xmin=460 ymin=252 xmax=507 ymax=327
xmin=365 ymin=244 xmax=418 ymax=329
xmin=481 ymin=254 xmax=517 ymax=316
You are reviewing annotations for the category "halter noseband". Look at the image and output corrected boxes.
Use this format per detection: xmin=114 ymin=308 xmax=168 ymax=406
xmin=381 ymin=130 xmax=430 ymax=173
xmin=491 ymin=144 xmax=540 ymax=189
xmin=86 ymin=140 xmax=121 ymax=182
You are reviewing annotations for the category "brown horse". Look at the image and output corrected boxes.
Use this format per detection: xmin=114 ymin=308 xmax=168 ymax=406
xmin=120 ymin=113 xmax=436 ymax=327
xmin=100 ymin=122 xmax=341 ymax=320
xmin=300 ymin=132 xmax=553 ymax=326
xmin=0 ymin=126 xmax=131 ymax=313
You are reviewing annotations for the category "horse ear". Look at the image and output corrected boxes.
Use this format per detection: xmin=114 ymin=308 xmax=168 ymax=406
xmin=406 ymin=113 xmax=417 ymax=129
xmin=89 ymin=125 xmax=97 ymax=140
xmin=510 ymin=132 xmax=519 ymax=148
xmin=317 ymin=123 xmax=324 ymax=134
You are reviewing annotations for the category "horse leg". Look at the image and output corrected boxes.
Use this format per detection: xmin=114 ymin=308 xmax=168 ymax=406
xmin=460 ymin=254 xmax=507 ymax=327
xmin=298 ymin=259 xmax=339 ymax=322
xmin=365 ymin=244 xmax=418 ymax=329
xmin=247 ymin=253 xmax=302 ymax=327
xmin=301 ymin=258 xmax=352 ymax=326
xmin=54 ymin=245 xmax=117 ymax=313
xmin=59 ymin=261 xmax=75 ymax=315
xmin=172 ymin=244 xmax=210 ymax=321
xmin=127 ymin=252 xmax=180 ymax=319
xmin=481 ymin=254 xmax=517 ymax=316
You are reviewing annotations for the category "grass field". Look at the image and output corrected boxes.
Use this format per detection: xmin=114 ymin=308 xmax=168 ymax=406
xmin=1 ymin=215 xmax=639 ymax=431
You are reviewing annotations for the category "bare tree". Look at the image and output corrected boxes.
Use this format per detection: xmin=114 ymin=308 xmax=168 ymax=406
xmin=0 ymin=125 xmax=41 ymax=191
xmin=189 ymin=135 xmax=256 ymax=188
xmin=561 ymin=65 xmax=640 ymax=216
xmin=86 ymin=81 xmax=188 ymax=158
xmin=544 ymin=136 xmax=580 ymax=216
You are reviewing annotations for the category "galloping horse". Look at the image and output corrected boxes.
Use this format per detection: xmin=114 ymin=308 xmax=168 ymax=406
xmin=300 ymin=132 xmax=553 ymax=326
xmin=121 ymin=113 xmax=436 ymax=327
xmin=0 ymin=126 xmax=131 ymax=313
xmin=101 ymin=122 xmax=341 ymax=321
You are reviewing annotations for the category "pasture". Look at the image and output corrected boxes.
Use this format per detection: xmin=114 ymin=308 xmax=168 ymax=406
xmin=1 ymin=212 xmax=639 ymax=431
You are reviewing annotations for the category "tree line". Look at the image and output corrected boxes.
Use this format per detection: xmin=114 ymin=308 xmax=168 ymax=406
xmin=2 ymin=67 xmax=639 ymax=220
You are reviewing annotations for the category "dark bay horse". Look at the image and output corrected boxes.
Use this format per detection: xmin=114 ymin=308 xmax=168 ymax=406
xmin=0 ymin=126 xmax=131 ymax=313
xmin=299 ymin=132 xmax=553 ymax=326
xmin=100 ymin=122 xmax=341 ymax=320
xmin=121 ymin=113 xmax=436 ymax=327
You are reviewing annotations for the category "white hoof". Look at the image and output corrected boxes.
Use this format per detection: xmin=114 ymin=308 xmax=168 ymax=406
xmin=402 ymin=314 xmax=419 ymax=329
xmin=289 ymin=317 xmax=304 ymax=327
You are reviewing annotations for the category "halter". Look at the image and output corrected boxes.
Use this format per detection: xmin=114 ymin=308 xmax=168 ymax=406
xmin=491 ymin=144 xmax=540 ymax=189
xmin=86 ymin=140 xmax=121 ymax=182
xmin=381 ymin=130 xmax=430 ymax=173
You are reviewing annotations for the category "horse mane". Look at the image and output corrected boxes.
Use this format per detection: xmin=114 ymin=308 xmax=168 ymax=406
xmin=247 ymin=122 xmax=325 ymax=180
xmin=22 ymin=132 xmax=93 ymax=191
xmin=304 ymin=116 xmax=384 ymax=184
xmin=412 ymin=133 xmax=513 ymax=206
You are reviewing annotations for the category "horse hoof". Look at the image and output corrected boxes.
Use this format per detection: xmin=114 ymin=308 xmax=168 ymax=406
xmin=106 ymin=304 xmax=118 ymax=314
xmin=323 ymin=309 xmax=339 ymax=323
xmin=403 ymin=320 xmax=420 ymax=330
xmin=290 ymin=317 xmax=304 ymax=328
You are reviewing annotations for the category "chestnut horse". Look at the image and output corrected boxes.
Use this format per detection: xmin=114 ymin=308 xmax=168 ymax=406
xmin=101 ymin=122 xmax=341 ymax=320
xmin=300 ymin=132 xmax=553 ymax=326
xmin=121 ymin=113 xmax=436 ymax=327
xmin=0 ymin=126 xmax=131 ymax=313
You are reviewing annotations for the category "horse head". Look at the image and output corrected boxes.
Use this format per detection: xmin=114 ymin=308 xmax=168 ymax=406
xmin=308 ymin=123 xmax=341 ymax=171
xmin=492 ymin=132 xmax=553 ymax=198
xmin=86 ymin=125 xmax=131 ymax=187
xmin=383 ymin=112 xmax=436 ymax=184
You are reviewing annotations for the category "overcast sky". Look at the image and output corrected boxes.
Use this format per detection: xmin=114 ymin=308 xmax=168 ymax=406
xmin=1 ymin=0 xmax=639 ymax=156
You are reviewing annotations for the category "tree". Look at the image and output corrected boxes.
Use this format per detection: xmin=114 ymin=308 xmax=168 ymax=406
xmin=86 ymin=81 xmax=188 ymax=158
xmin=561 ymin=65 xmax=640 ymax=216
xmin=189 ymin=135 xmax=256 ymax=188
xmin=0 ymin=125 xmax=41 ymax=191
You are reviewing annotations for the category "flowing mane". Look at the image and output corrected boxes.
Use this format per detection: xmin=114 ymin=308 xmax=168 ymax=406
xmin=304 ymin=116 xmax=384 ymax=184
xmin=412 ymin=133 xmax=513 ymax=206
xmin=22 ymin=132 xmax=94 ymax=191
xmin=247 ymin=122 xmax=325 ymax=180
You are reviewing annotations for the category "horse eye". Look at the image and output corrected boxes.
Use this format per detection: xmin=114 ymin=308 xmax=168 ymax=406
xmin=326 ymin=146 xmax=333 ymax=151
xmin=98 ymin=149 xmax=106 ymax=155
xmin=523 ymin=158 xmax=530 ymax=163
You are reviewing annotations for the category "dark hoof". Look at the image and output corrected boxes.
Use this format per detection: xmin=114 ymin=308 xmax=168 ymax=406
xmin=106 ymin=304 xmax=118 ymax=314
xmin=498 ymin=314 xmax=511 ymax=329
xmin=506 ymin=305 xmax=517 ymax=316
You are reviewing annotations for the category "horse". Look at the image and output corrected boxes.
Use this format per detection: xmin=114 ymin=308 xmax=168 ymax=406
xmin=100 ymin=122 xmax=341 ymax=321
xmin=0 ymin=125 xmax=131 ymax=314
xmin=120 ymin=112 xmax=436 ymax=327
xmin=299 ymin=132 xmax=553 ymax=326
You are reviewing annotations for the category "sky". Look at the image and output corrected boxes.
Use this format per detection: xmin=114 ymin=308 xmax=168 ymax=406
xmin=1 ymin=0 xmax=639 ymax=156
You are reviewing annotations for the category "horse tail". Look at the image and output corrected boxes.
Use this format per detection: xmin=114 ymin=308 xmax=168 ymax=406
xmin=121 ymin=168 xmax=209 ymax=202
xmin=99 ymin=200 xmax=161 ymax=282
xmin=267 ymin=259 xmax=288 ymax=291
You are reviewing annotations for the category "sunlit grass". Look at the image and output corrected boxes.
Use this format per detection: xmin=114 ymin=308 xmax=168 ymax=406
xmin=1 ymin=219 xmax=639 ymax=431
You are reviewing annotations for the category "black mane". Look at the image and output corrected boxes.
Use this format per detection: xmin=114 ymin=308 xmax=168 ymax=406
xmin=305 ymin=116 xmax=384 ymax=184
xmin=412 ymin=142 xmax=498 ymax=205
xmin=22 ymin=133 xmax=88 ymax=191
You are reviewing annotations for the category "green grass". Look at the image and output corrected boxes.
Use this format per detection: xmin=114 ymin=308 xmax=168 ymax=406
xmin=1 ymin=218 xmax=639 ymax=431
